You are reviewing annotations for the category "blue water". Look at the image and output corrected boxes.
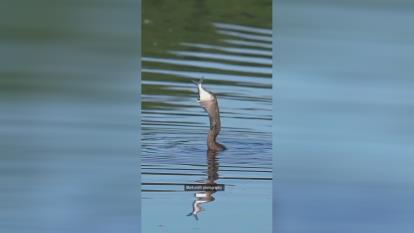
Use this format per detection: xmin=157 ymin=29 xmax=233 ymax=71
xmin=274 ymin=1 xmax=414 ymax=232
xmin=0 ymin=1 xmax=140 ymax=232
xmin=142 ymin=21 xmax=272 ymax=232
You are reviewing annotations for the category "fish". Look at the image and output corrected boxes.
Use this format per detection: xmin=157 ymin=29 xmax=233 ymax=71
xmin=186 ymin=192 xmax=215 ymax=221
xmin=192 ymin=77 xmax=215 ymax=102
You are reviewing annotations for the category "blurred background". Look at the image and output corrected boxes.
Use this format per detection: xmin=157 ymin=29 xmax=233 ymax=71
xmin=141 ymin=0 xmax=272 ymax=232
xmin=0 ymin=0 xmax=140 ymax=232
xmin=275 ymin=0 xmax=414 ymax=232
xmin=1 ymin=0 xmax=414 ymax=232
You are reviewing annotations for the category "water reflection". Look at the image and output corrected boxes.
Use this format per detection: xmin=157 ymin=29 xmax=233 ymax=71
xmin=142 ymin=19 xmax=272 ymax=232
xmin=275 ymin=1 xmax=414 ymax=232
xmin=187 ymin=150 xmax=220 ymax=220
xmin=0 ymin=1 xmax=140 ymax=232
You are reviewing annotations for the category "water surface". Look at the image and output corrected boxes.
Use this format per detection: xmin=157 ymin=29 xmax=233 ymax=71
xmin=0 ymin=1 xmax=139 ymax=232
xmin=275 ymin=1 xmax=414 ymax=232
xmin=142 ymin=1 xmax=272 ymax=232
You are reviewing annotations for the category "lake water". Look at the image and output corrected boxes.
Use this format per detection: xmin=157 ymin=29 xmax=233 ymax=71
xmin=275 ymin=1 xmax=414 ymax=232
xmin=0 ymin=1 xmax=140 ymax=232
xmin=4 ymin=1 xmax=412 ymax=232
xmin=141 ymin=1 xmax=273 ymax=232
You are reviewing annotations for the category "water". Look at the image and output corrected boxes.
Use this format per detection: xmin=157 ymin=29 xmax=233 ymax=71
xmin=2 ymin=0 xmax=413 ymax=232
xmin=0 ymin=1 xmax=140 ymax=232
xmin=275 ymin=1 xmax=414 ymax=232
xmin=141 ymin=2 xmax=272 ymax=232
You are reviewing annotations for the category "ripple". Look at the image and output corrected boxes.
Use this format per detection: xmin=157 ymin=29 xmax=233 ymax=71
xmin=142 ymin=57 xmax=272 ymax=75
xmin=221 ymin=39 xmax=272 ymax=49
xmin=142 ymin=22 xmax=272 ymax=193
xmin=217 ymin=30 xmax=272 ymax=43
xmin=169 ymin=50 xmax=272 ymax=65
xmin=180 ymin=42 xmax=272 ymax=56
xmin=213 ymin=22 xmax=272 ymax=35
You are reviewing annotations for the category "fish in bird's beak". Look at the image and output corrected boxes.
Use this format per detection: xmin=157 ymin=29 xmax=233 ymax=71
xmin=193 ymin=77 xmax=215 ymax=102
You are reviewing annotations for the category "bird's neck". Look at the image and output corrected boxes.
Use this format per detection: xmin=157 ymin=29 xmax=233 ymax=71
xmin=207 ymin=99 xmax=219 ymax=142
xmin=207 ymin=130 xmax=219 ymax=151
xmin=202 ymin=98 xmax=224 ymax=151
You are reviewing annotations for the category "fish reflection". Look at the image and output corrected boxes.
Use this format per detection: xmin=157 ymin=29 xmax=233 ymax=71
xmin=187 ymin=150 xmax=220 ymax=220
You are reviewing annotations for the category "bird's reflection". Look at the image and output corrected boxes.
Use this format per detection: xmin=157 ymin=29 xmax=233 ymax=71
xmin=187 ymin=150 xmax=219 ymax=220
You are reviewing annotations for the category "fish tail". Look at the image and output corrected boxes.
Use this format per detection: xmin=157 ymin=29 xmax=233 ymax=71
xmin=192 ymin=76 xmax=204 ymax=86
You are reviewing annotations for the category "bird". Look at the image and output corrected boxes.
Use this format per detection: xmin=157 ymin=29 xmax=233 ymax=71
xmin=193 ymin=77 xmax=226 ymax=151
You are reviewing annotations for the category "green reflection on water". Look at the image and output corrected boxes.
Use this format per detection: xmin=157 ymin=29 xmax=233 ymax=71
xmin=142 ymin=0 xmax=272 ymax=57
